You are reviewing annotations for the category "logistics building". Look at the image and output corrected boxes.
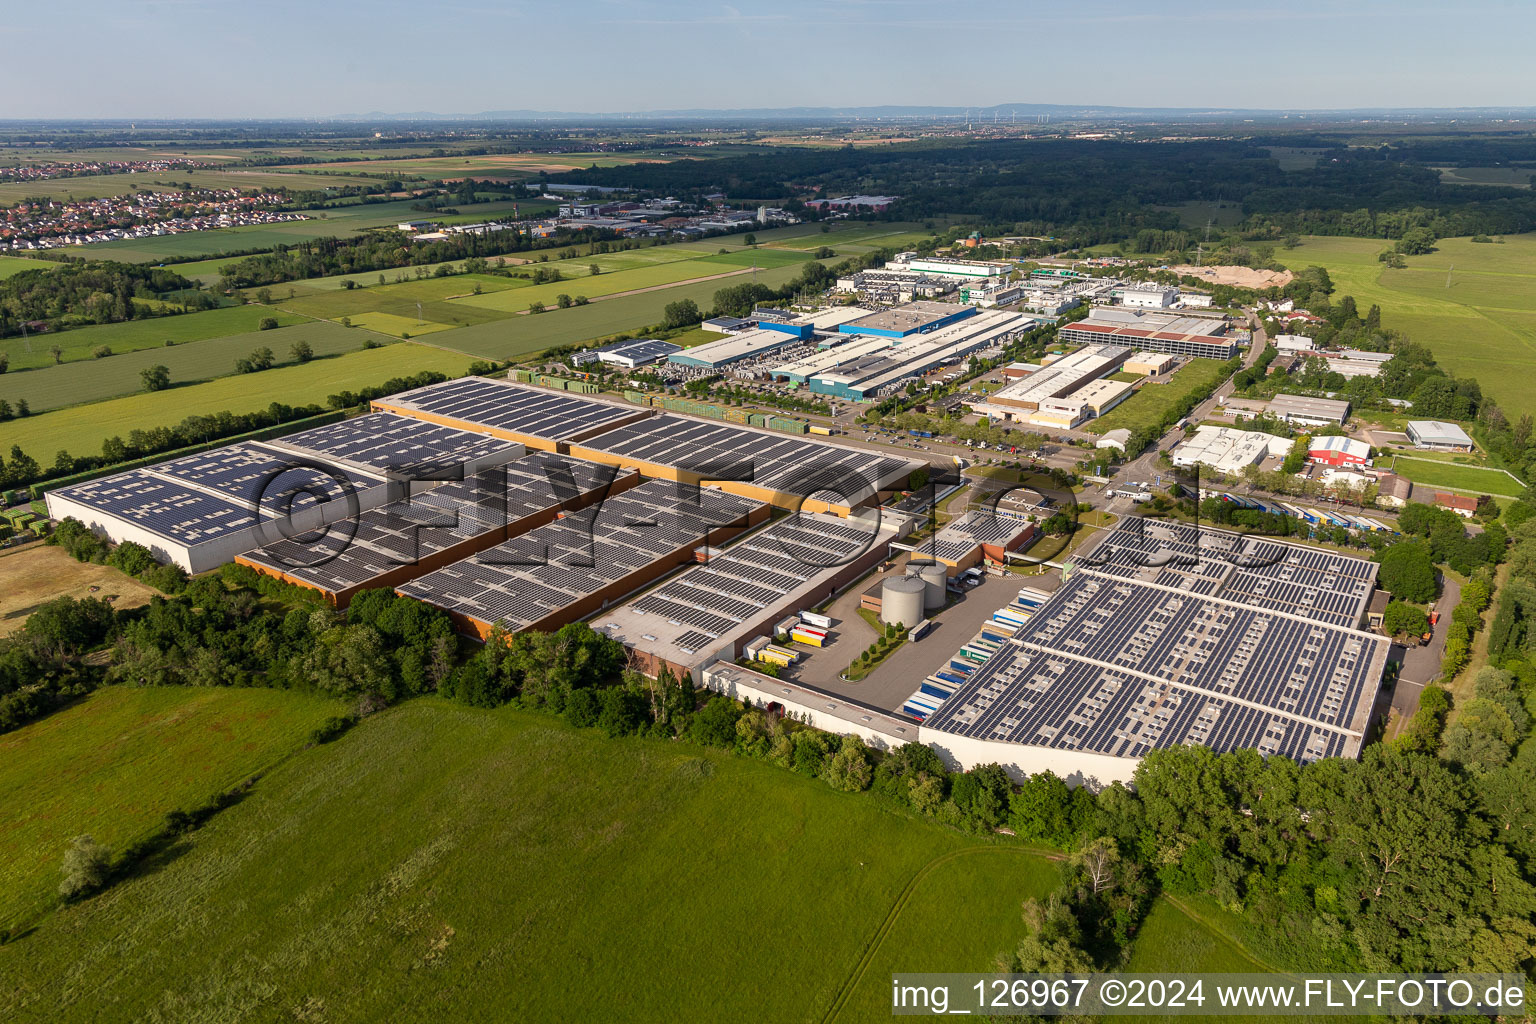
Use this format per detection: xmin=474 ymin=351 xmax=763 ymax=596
xmin=43 ymin=412 xmax=527 ymax=574
xmin=397 ymin=480 xmax=768 ymax=639
xmin=565 ymin=414 xmax=921 ymax=515
xmin=665 ymin=328 xmax=806 ymax=370
xmin=1124 ymin=351 xmax=1176 ymax=376
xmin=804 ymin=310 xmax=1042 ymax=400
xmin=1121 ymin=284 xmax=1178 ymax=308
xmin=1058 ymin=309 xmax=1238 ymax=360
xmin=570 ymin=338 xmax=682 ymax=368
xmin=598 ymin=509 xmax=907 ymax=682
xmin=907 ymin=507 xmax=1037 ymax=572
xmin=895 ymin=257 xmax=1010 ymax=280
xmin=371 ymin=376 xmax=649 ymax=451
xmin=236 ymin=453 xmax=634 ymax=607
xmin=1071 ymin=378 xmax=1137 ymax=417
xmin=974 ymin=344 xmax=1131 ymax=421
xmin=838 ymin=300 xmax=977 ymax=339
xmin=919 ymin=518 xmax=1391 ymax=785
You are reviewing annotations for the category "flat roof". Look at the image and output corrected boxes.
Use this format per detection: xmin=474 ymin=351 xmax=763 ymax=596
xmin=1269 ymin=393 xmax=1350 ymax=420
xmin=703 ymin=663 xmax=917 ymax=742
xmin=665 ymin=328 xmax=803 ymax=367
xmin=262 ymin=412 xmax=521 ymax=478
xmin=990 ymin=344 xmax=1130 ymax=408
xmin=598 ymin=511 xmax=903 ymax=666
xmin=238 ymin=453 xmax=626 ymax=596
xmin=922 ymin=518 xmax=1389 ymax=763
xmin=571 ymin=414 xmax=920 ymax=503
xmin=841 ymin=300 xmax=965 ymax=335
xmin=398 ymin=481 xmax=764 ymax=631
xmin=374 ymin=377 xmax=641 ymax=442
xmin=917 ymin=508 xmax=1036 ymax=563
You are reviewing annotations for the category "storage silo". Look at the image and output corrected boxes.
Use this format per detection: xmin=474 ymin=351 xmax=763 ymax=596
xmin=907 ymin=559 xmax=948 ymax=612
xmin=880 ymin=575 xmax=926 ymax=630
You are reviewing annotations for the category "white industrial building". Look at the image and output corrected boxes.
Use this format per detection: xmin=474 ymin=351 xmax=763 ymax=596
xmin=1406 ymin=420 xmax=1476 ymax=451
xmin=1121 ymin=284 xmax=1179 ymax=308
xmin=1172 ymin=425 xmax=1291 ymax=475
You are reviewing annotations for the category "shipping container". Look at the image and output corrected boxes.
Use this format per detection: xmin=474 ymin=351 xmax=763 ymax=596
xmin=799 ymin=611 xmax=833 ymax=630
xmin=757 ymin=649 xmax=793 ymax=668
xmin=789 ymin=630 xmax=824 ymax=648
xmin=791 ymin=624 xmax=827 ymax=640
xmin=808 ymin=424 xmax=834 ymax=436
xmin=764 ymin=644 xmax=800 ymax=663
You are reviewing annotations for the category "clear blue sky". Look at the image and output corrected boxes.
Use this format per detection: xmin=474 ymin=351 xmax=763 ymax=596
xmin=3 ymin=0 xmax=1532 ymax=118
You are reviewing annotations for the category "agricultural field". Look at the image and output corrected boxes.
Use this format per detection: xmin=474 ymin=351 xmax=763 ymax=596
xmin=0 ymin=167 xmax=388 ymax=207
xmin=1433 ymin=166 xmax=1533 ymax=188
xmin=1 ymin=320 xmax=373 ymax=413
xmin=1389 ymin=455 xmax=1526 ymax=497
xmin=3 ymin=342 xmax=475 ymax=462
xmin=1275 ymin=233 xmax=1536 ymax=419
xmin=432 ymin=261 xmax=821 ymax=360
xmin=278 ymin=273 xmax=526 ymax=330
xmin=0 ymin=544 xmax=162 ymax=639
xmin=447 ymin=257 xmax=746 ymax=315
xmin=1085 ymin=358 xmax=1234 ymax=435
xmin=0 ymin=685 xmax=344 ymax=931
xmin=1 ymin=699 xmax=1054 ymax=1022
xmin=0 ymin=305 xmax=306 ymax=371
xmin=0 ymin=254 xmax=53 ymax=279
xmin=274 ymin=150 xmax=685 ymax=178
xmin=706 ymin=247 xmax=816 ymax=268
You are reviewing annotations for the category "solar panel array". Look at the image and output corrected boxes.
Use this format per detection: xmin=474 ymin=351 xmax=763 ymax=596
xmin=922 ymin=508 xmax=1034 ymax=563
xmin=923 ymin=518 xmax=1389 ymax=764
xmin=379 ymin=376 xmax=637 ymax=440
xmin=576 ymin=414 xmax=915 ymax=501
xmin=266 ymin=412 xmax=520 ymax=477
xmin=52 ymin=470 xmax=258 ymax=545
xmin=398 ymin=481 xmax=764 ymax=631
xmin=149 ymin=443 xmax=382 ymax=512
xmin=619 ymin=513 xmax=883 ymax=653
xmin=237 ymin=453 xmax=625 ymax=595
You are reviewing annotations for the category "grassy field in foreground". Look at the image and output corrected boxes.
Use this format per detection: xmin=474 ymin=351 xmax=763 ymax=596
xmin=1119 ymin=898 xmax=1274 ymax=1024
xmin=0 ymin=686 xmax=343 ymax=931
xmin=1 ymin=320 xmax=377 ymax=414
xmin=0 ymin=305 xmax=306 ymax=372
xmin=1086 ymin=358 xmax=1234 ymax=435
xmin=1390 ymin=456 xmax=1526 ymax=496
xmin=1276 ymin=234 xmax=1536 ymax=419
xmin=1 ymin=699 xmax=1051 ymax=1023
xmin=4 ymin=342 xmax=475 ymax=461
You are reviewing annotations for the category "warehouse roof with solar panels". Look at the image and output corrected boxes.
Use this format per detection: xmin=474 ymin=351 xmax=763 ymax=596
xmin=598 ymin=509 xmax=906 ymax=668
xmin=921 ymin=517 xmax=1390 ymax=765
xmin=919 ymin=507 xmax=1037 ymax=565
xmin=568 ymin=414 xmax=920 ymax=506
xmin=372 ymin=376 xmax=648 ymax=448
xmin=262 ymin=411 xmax=524 ymax=479
xmin=236 ymin=452 xmax=632 ymax=604
xmin=397 ymin=480 xmax=766 ymax=635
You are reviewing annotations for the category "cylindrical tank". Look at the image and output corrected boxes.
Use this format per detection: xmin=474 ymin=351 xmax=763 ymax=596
xmin=880 ymin=575 xmax=926 ymax=629
xmin=907 ymin=559 xmax=948 ymax=612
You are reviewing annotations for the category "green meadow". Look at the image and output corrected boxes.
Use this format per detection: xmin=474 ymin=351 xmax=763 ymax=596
xmin=3 ymin=342 xmax=475 ymax=461
xmin=0 ymin=305 xmax=306 ymax=371
xmin=1276 ymin=234 xmax=1536 ymax=419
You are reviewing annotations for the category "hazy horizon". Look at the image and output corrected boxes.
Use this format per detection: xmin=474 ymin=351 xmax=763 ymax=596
xmin=3 ymin=0 xmax=1532 ymax=120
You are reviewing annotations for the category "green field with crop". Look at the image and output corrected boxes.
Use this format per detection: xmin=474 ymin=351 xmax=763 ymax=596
xmin=448 ymin=257 xmax=745 ymax=314
xmin=0 ymin=305 xmax=306 ymax=371
xmin=1 ymin=699 xmax=1056 ymax=1022
xmin=0 ymin=255 xmax=53 ymax=279
xmin=432 ymin=261 xmax=820 ymax=360
xmin=277 ymin=274 xmax=525 ymax=332
xmin=4 ymin=342 xmax=475 ymax=461
xmin=1276 ymin=234 xmax=1536 ymax=419
xmin=1085 ymin=358 xmax=1234 ymax=435
xmin=0 ymin=686 xmax=343 ymax=931
xmin=2 ymin=320 xmax=378 ymax=413
xmin=0 ymin=167 xmax=388 ymax=207
xmin=1390 ymin=455 xmax=1526 ymax=496
xmin=706 ymin=247 xmax=817 ymax=268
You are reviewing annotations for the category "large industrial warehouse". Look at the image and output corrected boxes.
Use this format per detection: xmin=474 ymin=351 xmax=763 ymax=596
xmin=599 ymin=509 xmax=908 ymax=681
xmin=236 ymin=453 xmax=635 ymax=606
xmin=397 ymin=480 xmax=768 ymax=639
xmin=371 ymin=376 xmax=649 ymax=449
xmin=566 ymin=414 xmax=920 ymax=514
xmin=1058 ymin=308 xmax=1239 ymax=360
xmin=918 ymin=518 xmax=1391 ymax=785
